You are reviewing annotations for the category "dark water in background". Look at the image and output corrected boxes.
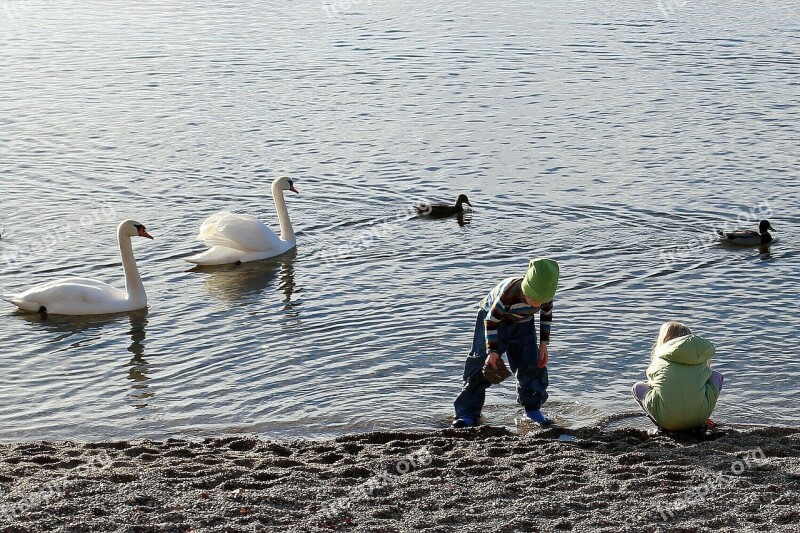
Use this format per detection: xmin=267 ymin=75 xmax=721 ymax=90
xmin=0 ymin=0 xmax=798 ymax=441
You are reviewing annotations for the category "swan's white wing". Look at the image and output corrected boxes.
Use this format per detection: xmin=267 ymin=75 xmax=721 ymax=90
xmin=196 ymin=212 xmax=283 ymax=254
xmin=34 ymin=277 xmax=121 ymax=291
xmin=185 ymin=246 xmax=249 ymax=266
xmin=3 ymin=278 xmax=127 ymax=313
xmin=196 ymin=211 xmax=232 ymax=242
xmin=19 ymin=279 xmax=125 ymax=301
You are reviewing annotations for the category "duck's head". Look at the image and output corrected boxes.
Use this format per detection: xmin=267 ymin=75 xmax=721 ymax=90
xmin=759 ymin=220 xmax=775 ymax=233
xmin=273 ymin=176 xmax=298 ymax=194
xmin=119 ymin=220 xmax=154 ymax=239
xmin=456 ymin=194 xmax=472 ymax=208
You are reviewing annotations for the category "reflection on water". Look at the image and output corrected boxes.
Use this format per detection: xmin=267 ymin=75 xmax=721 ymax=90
xmin=17 ymin=310 xmax=132 ymax=339
xmin=125 ymin=310 xmax=151 ymax=409
xmin=192 ymin=248 xmax=298 ymax=307
xmin=15 ymin=309 xmax=155 ymax=409
xmin=0 ymin=0 xmax=797 ymax=441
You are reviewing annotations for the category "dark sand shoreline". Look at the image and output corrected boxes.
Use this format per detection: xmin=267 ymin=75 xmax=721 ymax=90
xmin=0 ymin=425 xmax=798 ymax=532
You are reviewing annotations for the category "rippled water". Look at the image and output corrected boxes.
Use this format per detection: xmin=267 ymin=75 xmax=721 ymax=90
xmin=1 ymin=0 xmax=798 ymax=441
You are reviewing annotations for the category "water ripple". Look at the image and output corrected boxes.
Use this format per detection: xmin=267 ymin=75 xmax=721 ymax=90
xmin=0 ymin=0 xmax=798 ymax=441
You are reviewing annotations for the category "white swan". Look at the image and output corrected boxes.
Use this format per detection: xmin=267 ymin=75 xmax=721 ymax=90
xmin=186 ymin=176 xmax=298 ymax=266
xmin=2 ymin=220 xmax=153 ymax=315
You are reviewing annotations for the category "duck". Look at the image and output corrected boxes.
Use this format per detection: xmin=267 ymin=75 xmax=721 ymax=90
xmin=2 ymin=220 xmax=154 ymax=315
xmin=186 ymin=176 xmax=298 ymax=266
xmin=717 ymin=219 xmax=775 ymax=246
xmin=415 ymin=194 xmax=472 ymax=218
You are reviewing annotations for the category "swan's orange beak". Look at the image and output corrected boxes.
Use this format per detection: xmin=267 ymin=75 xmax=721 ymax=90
xmin=138 ymin=227 xmax=154 ymax=239
xmin=289 ymin=185 xmax=298 ymax=194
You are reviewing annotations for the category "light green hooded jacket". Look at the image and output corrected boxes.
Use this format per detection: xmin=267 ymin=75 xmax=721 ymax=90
xmin=643 ymin=335 xmax=720 ymax=430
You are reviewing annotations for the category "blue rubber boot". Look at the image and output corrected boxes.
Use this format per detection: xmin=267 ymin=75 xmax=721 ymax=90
xmin=451 ymin=416 xmax=476 ymax=428
xmin=525 ymin=408 xmax=553 ymax=426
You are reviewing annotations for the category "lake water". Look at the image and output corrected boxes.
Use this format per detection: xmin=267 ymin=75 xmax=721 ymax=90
xmin=1 ymin=0 xmax=798 ymax=441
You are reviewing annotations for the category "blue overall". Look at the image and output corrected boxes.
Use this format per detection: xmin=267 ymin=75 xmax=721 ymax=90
xmin=453 ymin=309 xmax=549 ymax=420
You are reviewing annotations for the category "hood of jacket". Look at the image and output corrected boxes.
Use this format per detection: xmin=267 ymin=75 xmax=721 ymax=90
xmin=644 ymin=334 xmax=719 ymax=430
xmin=653 ymin=335 xmax=715 ymax=365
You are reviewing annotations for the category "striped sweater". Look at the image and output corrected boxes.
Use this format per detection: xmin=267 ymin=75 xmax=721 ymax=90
xmin=479 ymin=277 xmax=553 ymax=352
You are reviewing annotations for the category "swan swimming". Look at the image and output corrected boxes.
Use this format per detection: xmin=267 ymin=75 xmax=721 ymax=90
xmin=186 ymin=176 xmax=298 ymax=266
xmin=2 ymin=220 xmax=154 ymax=315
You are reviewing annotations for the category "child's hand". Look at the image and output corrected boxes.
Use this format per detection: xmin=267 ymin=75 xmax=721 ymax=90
xmin=486 ymin=351 xmax=500 ymax=368
xmin=538 ymin=343 xmax=549 ymax=368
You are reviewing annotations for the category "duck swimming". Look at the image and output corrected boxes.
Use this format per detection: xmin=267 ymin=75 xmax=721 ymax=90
xmin=717 ymin=219 xmax=775 ymax=246
xmin=415 ymin=194 xmax=472 ymax=218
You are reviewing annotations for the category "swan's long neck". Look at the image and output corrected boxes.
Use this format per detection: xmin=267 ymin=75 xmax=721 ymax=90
xmin=272 ymin=182 xmax=295 ymax=243
xmin=118 ymin=228 xmax=147 ymax=306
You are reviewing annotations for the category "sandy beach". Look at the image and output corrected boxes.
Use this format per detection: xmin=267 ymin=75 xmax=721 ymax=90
xmin=0 ymin=424 xmax=798 ymax=532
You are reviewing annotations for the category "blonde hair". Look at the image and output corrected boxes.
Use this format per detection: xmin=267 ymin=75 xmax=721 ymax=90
xmin=652 ymin=321 xmax=692 ymax=357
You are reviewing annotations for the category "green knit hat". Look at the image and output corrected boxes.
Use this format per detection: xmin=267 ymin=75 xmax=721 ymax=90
xmin=520 ymin=258 xmax=559 ymax=303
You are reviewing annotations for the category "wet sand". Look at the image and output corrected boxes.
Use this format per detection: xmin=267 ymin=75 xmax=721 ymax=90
xmin=0 ymin=424 xmax=798 ymax=532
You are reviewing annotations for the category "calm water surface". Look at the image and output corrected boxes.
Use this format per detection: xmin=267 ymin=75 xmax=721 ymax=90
xmin=1 ymin=0 xmax=798 ymax=441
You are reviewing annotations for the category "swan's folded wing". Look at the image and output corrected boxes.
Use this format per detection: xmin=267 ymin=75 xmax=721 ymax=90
xmin=196 ymin=212 xmax=231 ymax=242
xmin=38 ymin=278 xmax=119 ymax=291
xmin=198 ymin=212 xmax=281 ymax=253
xmin=8 ymin=278 xmax=126 ymax=310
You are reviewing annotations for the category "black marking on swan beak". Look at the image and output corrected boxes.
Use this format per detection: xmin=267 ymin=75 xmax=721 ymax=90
xmin=134 ymin=224 xmax=154 ymax=239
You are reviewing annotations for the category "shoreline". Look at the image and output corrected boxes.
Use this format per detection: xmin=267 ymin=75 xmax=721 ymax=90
xmin=0 ymin=424 xmax=798 ymax=532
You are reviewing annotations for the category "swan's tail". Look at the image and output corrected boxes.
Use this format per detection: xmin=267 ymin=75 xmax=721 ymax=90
xmin=184 ymin=246 xmax=247 ymax=266
xmin=1 ymin=294 xmax=39 ymax=312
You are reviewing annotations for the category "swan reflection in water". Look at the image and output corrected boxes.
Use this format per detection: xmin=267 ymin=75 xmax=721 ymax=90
xmin=17 ymin=309 xmax=154 ymax=409
xmin=190 ymin=248 xmax=298 ymax=310
xmin=125 ymin=309 xmax=151 ymax=409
